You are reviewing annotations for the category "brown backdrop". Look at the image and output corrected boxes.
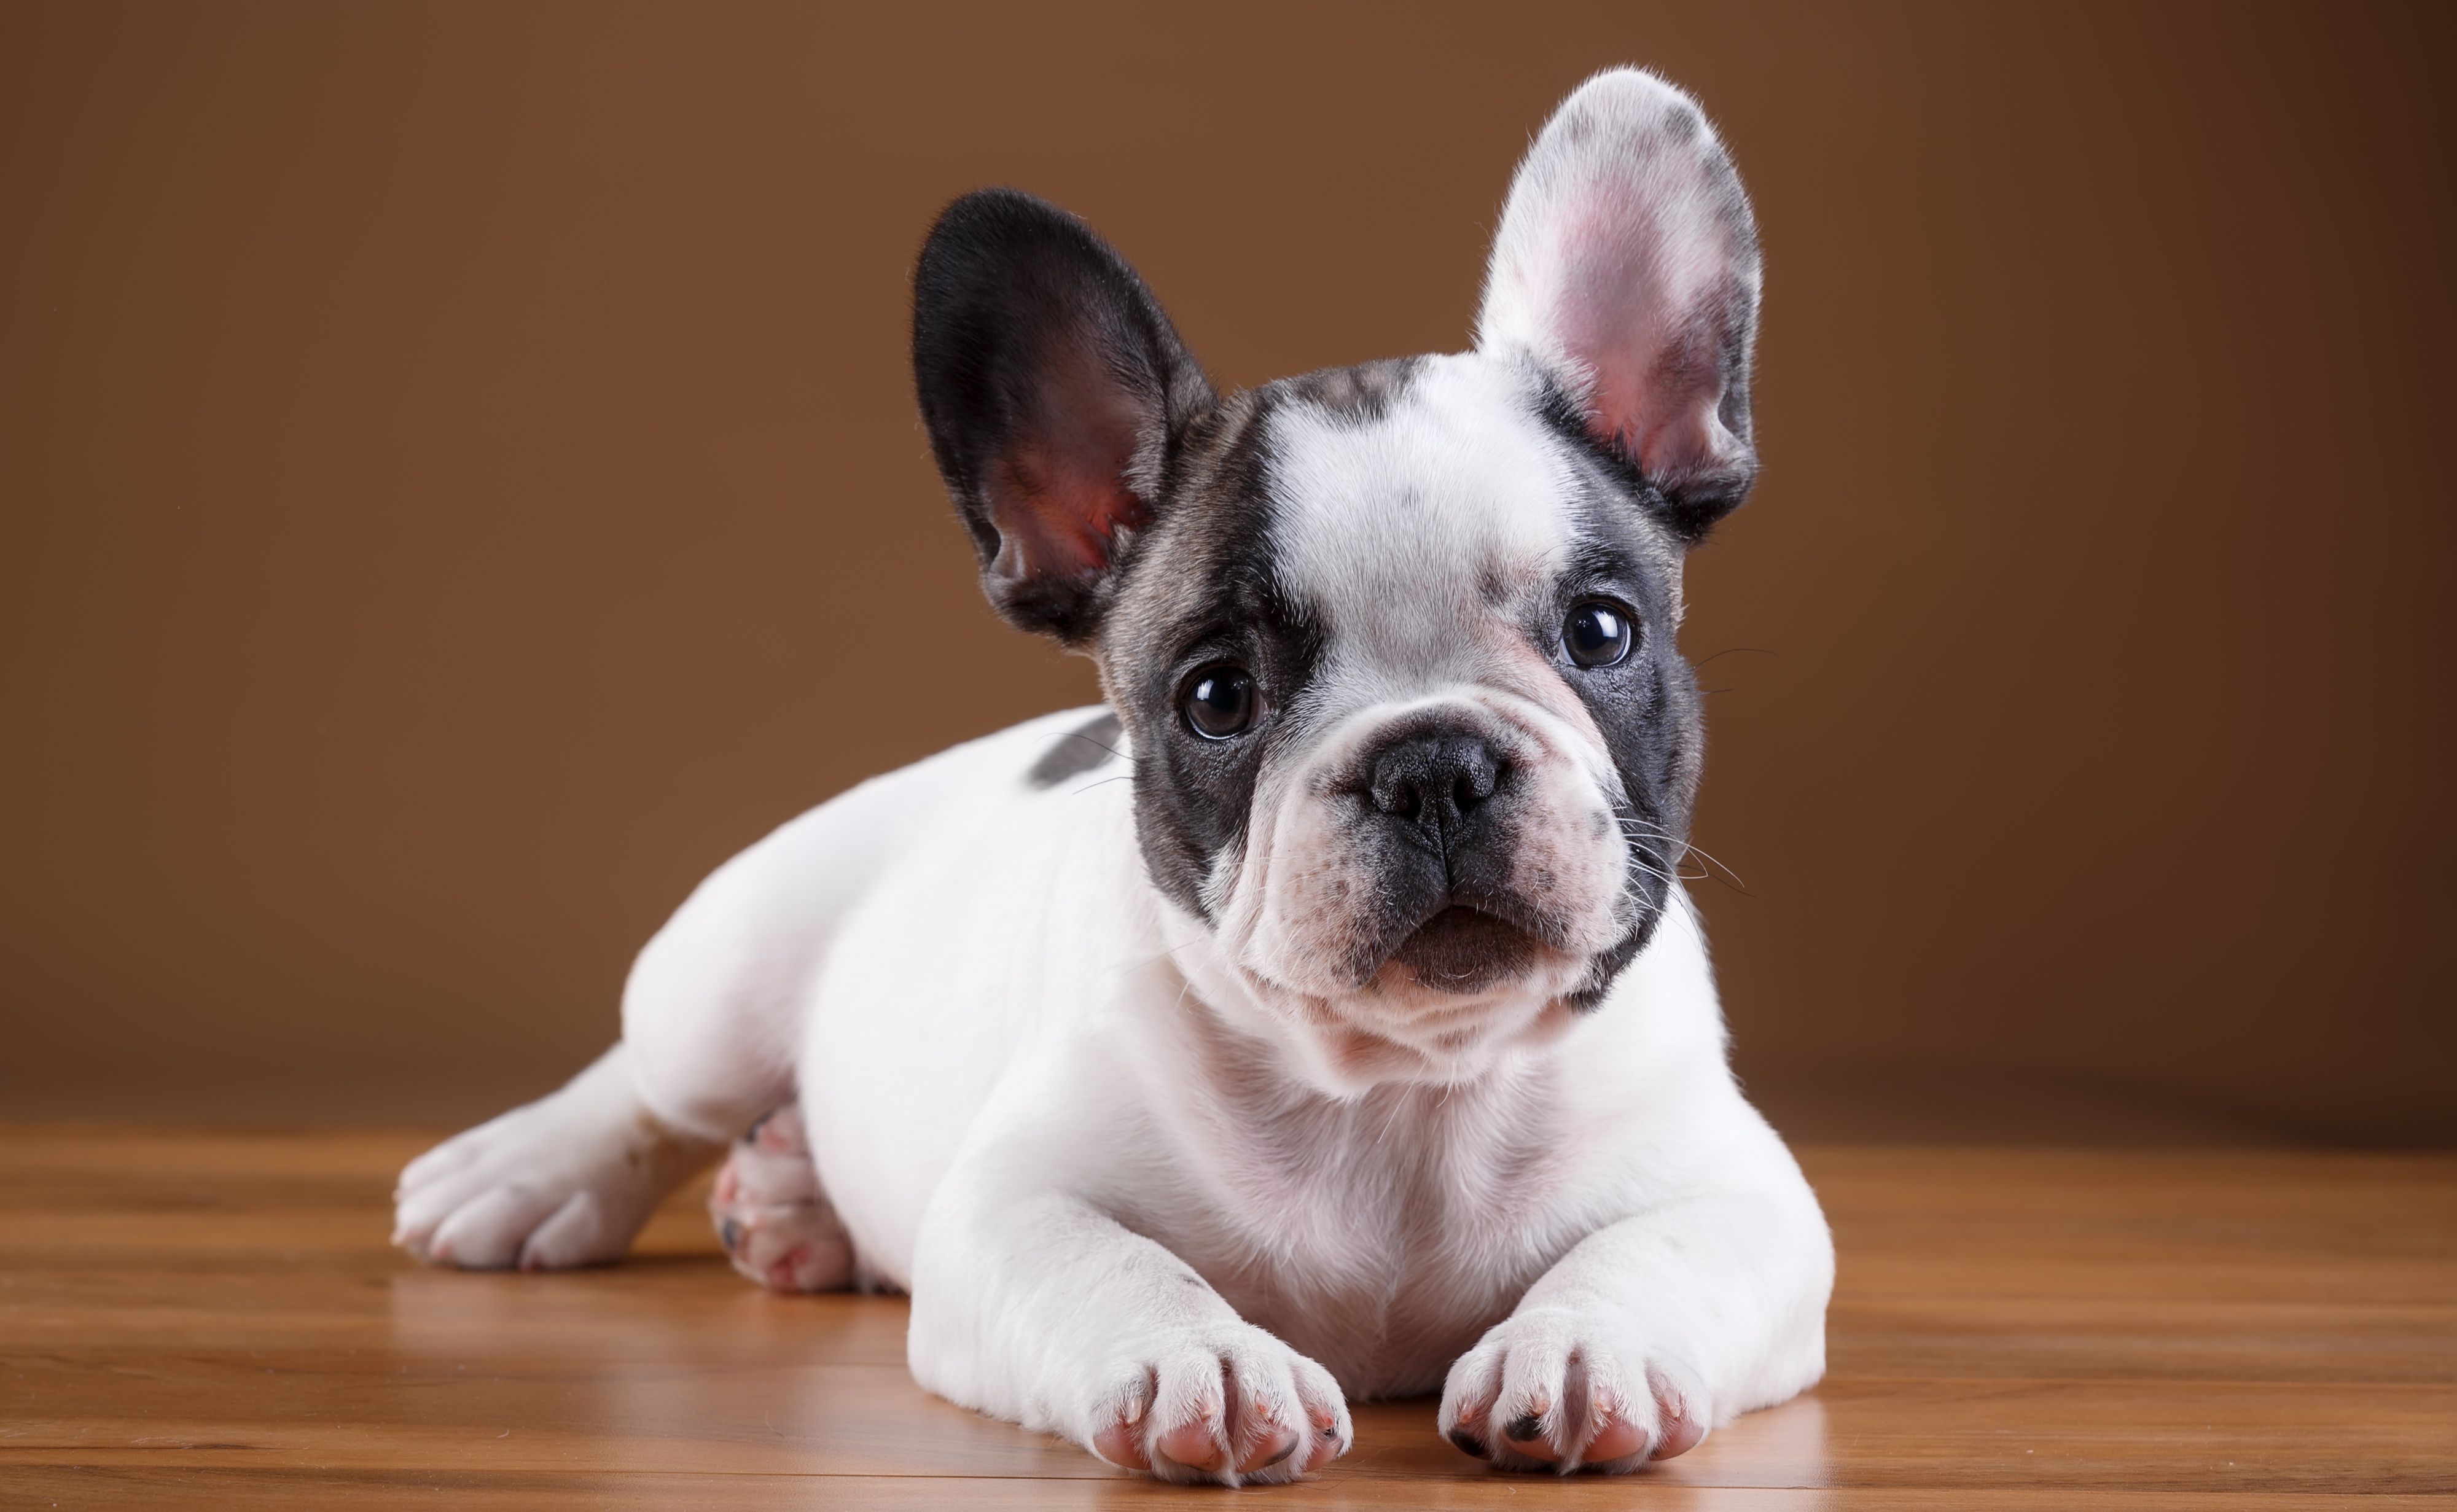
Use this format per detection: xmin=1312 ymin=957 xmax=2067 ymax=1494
xmin=2 ymin=1 xmax=2449 ymax=1142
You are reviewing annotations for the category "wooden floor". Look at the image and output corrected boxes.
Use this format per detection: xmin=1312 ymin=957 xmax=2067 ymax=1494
xmin=2 ymin=1131 xmax=2451 ymax=1508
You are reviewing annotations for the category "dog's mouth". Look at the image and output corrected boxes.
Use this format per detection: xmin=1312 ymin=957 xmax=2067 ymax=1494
xmin=1383 ymin=905 xmax=1542 ymax=994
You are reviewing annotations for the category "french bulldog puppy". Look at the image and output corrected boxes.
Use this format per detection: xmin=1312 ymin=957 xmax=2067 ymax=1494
xmin=394 ymin=66 xmax=1832 ymax=1484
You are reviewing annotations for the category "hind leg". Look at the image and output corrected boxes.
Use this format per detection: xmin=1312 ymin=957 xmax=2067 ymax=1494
xmin=394 ymin=1044 xmax=723 ymax=1269
xmin=709 ymin=1103 xmax=856 ymax=1292
xmin=397 ymin=755 xmax=942 ymax=1272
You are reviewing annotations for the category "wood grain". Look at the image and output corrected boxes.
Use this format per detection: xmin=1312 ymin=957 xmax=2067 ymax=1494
xmin=2 ymin=1129 xmax=2451 ymax=1507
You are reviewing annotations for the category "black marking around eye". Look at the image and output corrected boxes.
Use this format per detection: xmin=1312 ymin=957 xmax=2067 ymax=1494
xmin=1536 ymin=398 xmax=1710 ymax=1012
xmin=1101 ymin=362 xmax=1423 ymax=919
xmin=1026 ymin=710 xmax=1123 ymax=788
xmin=1112 ymin=383 xmax=1330 ymax=922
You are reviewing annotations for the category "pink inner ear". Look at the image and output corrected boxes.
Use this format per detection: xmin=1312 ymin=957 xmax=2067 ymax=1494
xmin=1553 ymin=188 xmax=1742 ymax=491
xmin=983 ymin=337 xmax=1152 ymax=587
xmin=987 ymin=441 xmax=1147 ymax=586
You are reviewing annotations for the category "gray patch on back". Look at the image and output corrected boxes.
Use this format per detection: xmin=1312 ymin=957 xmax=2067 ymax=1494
xmin=1027 ymin=710 xmax=1124 ymax=788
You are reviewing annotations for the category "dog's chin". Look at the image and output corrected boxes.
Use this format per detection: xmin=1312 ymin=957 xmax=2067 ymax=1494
xmin=1219 ymin=904 xmax=1598 ymax=1091
xmin=1383 ymin=906 xmax=1541 ymax=996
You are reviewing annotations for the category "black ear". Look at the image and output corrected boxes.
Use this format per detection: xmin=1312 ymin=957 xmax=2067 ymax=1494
xmin=912 ymin=190 xmax=1213 ymax=643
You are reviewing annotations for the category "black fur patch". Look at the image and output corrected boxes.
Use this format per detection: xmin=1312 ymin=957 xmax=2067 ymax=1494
xmin=1541 ymin=415 xmax=1709 ymax=1010
xmin=1025 ymin=710 xmax=1123 ymax=788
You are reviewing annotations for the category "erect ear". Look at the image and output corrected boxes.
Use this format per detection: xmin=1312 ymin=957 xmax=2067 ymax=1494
xmin=1478 ymin=69 xmax=1763 ymax=542
xmin=912 ymin=189 xmax=1213 ymax=644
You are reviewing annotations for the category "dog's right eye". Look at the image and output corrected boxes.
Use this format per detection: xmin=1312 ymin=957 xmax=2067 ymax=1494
xmin=1563 ymin=599 xmax=1637 ymax=669
xmin=1181 ymin=666 xmax=1257 ymax=740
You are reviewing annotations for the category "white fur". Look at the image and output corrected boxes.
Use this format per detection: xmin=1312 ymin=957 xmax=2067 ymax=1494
xmin=395 ymin=704 xmax=1830 ymax=1478
xmin=394 ymin=66 xmax=1831 ymax=1485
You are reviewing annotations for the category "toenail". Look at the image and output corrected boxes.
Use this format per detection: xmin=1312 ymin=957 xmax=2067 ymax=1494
xmin=718 ymin=1217 xmax=742 ymax=1252
xmin=1257 ymin=1435 xmax=1299 ymax=1468
xmin=1506 ymin=1414 xmax=1544 ymax=1442
xmin=1449 ymin=1428 xmax=1489 ymax=1457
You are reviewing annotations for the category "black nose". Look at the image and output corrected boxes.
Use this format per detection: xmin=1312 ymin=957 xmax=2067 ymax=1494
xmin=1366 ymin=729 xmax=1505 ymax=839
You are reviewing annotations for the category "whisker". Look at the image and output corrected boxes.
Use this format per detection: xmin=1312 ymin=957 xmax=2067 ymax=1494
xmin=1615 ymin=820 xmax=1750 ymax=893
xmin=1692 ymin=646 xmax=1778 ymax=670
xmin=1105 ymin=941 xmax=1191 ymax=981
xmin=1064 ymin=733 xmax=1130 ymax=762
xmin=1620 ymin=853 xmax=1712 ymax=889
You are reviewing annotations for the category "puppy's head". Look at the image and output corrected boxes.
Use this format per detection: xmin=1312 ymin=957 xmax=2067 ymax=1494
xmin=914 ymin=69 xmax=1760 ymax=1082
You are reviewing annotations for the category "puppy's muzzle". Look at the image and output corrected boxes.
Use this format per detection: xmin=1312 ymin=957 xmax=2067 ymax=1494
xmin=1344 ymin=721 xmax=1559 ymax=994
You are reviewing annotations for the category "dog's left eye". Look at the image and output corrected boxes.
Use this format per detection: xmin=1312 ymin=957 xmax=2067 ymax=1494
xmin=1181 ymin=665 xmax=1257 ymax=740
xmin=1563 ymin=601 xmax=1636 ymax=668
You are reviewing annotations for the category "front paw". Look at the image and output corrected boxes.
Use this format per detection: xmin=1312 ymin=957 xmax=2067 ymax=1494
xmin=1082 ymin=1325 xmax=1352 ymax=1486
xmin=1438 ymin=1307 xmax=1706 ymax=1473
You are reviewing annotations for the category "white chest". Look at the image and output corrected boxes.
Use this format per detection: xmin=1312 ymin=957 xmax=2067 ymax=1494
xmin=1117 ymin=1075 xmax=1600 ymax=1397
